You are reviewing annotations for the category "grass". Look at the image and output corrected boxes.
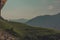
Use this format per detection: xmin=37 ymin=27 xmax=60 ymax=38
xmin=0 ymin=18 xmax=60 ymax=38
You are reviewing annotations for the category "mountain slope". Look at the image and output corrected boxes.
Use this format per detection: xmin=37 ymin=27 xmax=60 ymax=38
xmin=26 ymin=13 xmax=60 ymax=30
xmin=9 ymin=21 xmax=60 ymax=40
xmin=0 ymin=17 xmax=20 ymax=40
xmin=0 ymin=18 xmax=12 ymax=29
xmin=0 ymin=29 xmax=20 ymax=40
xmin=0 ymin=17 xmax=60 ymax=40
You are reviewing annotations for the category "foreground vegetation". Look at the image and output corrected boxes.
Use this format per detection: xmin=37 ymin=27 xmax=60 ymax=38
xmin=0 ymin=18 xmax=60 ymax=40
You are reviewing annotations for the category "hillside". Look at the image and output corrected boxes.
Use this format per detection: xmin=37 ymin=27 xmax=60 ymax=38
xmin=0 ymin=17 xmax=60 ymax=40
xmin=0 ymin=17 xmax=20 ymax=40
xmin=26 ymin=13 xmax=60 ymax=30
xmin=0 ymin=29 xmax=20 ymax=40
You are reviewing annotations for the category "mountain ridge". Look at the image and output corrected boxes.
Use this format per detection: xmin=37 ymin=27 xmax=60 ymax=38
xmin=26 ymin=13 xmax=60 ymax=30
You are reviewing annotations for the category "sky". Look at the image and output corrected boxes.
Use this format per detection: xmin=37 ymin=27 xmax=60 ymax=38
xmin=1 ymin=0 xmax=60 ymax=19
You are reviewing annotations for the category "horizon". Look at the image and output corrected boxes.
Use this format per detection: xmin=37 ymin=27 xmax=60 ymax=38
xmin=1 ymin=0 xmax=60 ymax=19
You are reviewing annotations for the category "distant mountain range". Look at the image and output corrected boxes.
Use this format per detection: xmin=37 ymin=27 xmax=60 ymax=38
xmin=26 ymin=13 xmax=60 ymax=30
xmin=9 ymin=18 xmax=29 ymax=23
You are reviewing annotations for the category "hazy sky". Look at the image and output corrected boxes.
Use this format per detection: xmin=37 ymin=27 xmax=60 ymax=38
xmin=1 ymin=0 xmax=60 ymax=19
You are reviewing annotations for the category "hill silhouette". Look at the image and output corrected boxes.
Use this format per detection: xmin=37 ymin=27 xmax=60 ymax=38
xmin=26 ymin=13 xmax=60 ymax=30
